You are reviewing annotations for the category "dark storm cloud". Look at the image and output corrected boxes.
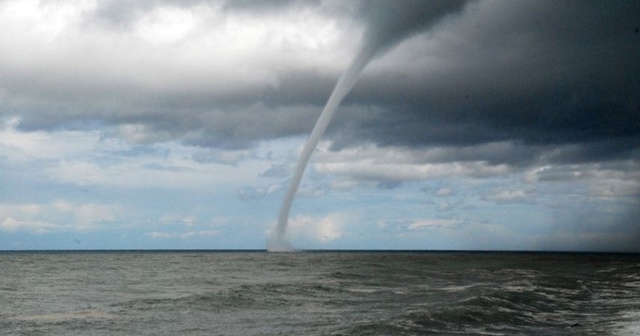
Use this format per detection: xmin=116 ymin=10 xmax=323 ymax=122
xmin=1 ymin=0 xmax=638 ymax=168
xmin=333 ymin=0 xmax=640 ymax=165
xmin=357 ymin=0 xmax=467 ymax=57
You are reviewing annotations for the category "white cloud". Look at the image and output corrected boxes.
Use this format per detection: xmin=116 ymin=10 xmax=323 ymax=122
xmin=146 ymin=230 xmax=219 ymax=240
xmin=289 ymin=213 xmax=346 ymax=243
xmin=0 ymin=201 xmax=119 ymax=233
xmin=587 ymin=169 xmax=640 ymax=200
xmin=0 ymin=0 xmax=354 ymax=98
xmin=523 ymin=162 xmax=640 ymax=200
xmin=48 ymin=157 xmax=192 ymax=190
xmin=485 ymin=188 xmax=535 ymax=204
xmin=238 ymin=183 xmax=283 ymax=201
xmin=0 ymin=117 xmax=100 ymax=161
xmin=408 ymin=219 xmax=464 ymax=230
xmin=0 ymin=217 xmax=59 ymax=234
xmin=115 ymin=124 xmax=177 ymax=145
xmin=435 ymin=187 xmax=454 ymax=196
xmin=133 ymin=5 xmax=201 ymax=45
xmin=313 ymin=143 xmax=512 ymax=185
xmin=437 ymin=201 xmax=453 ymax=212
xmin=27 ymin=132 xmax=273 ymax=190
xmin=158 ymin=214 xmax=199 ymax=227
xmin=330 ymin=179 xmax=371 ymax=190
xmin=192 ymin=148 xmax=256 ymax=166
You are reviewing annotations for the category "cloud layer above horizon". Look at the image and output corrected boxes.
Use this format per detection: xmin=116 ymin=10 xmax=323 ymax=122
xmin=1 ymin=0 xmax=639 ymax=251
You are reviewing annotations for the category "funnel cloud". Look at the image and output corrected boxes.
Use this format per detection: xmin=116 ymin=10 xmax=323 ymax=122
xmin=269 ymin=1 xmax=468 ymax=251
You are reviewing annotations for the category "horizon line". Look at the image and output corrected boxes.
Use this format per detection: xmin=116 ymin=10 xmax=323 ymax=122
xmin=1 ymin=249 xmax=638 ymax=255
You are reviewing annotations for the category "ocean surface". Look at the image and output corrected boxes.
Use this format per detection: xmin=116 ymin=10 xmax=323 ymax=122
xmin=1 ymin=251 xmax=639 ymax=335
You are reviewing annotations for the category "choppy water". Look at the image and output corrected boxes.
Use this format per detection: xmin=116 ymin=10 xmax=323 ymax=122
xmin=1 ymin=251 xmax=639 ymax=335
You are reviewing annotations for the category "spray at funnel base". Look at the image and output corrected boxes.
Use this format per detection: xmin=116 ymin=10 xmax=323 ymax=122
xmin=268 ymin=45 xmax=376 ymax=252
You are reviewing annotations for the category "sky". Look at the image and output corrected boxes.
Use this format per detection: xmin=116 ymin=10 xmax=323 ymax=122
xmin=1 ymin=0 xmax=639 ymax=251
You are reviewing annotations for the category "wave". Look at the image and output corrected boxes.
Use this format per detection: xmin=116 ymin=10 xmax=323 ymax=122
xmin=5 ymin=310 xmax=114 ymax=323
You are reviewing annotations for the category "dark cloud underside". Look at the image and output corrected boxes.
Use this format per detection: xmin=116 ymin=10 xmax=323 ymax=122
xmin=1 ymin=1 xmax=638 ymax=167
xmin=331 ymin=0 xmax=640 ymax=164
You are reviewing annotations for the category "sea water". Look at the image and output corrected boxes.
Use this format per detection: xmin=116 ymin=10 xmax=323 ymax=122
xmin=1 ymin=251 xmax=639 ymax=335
